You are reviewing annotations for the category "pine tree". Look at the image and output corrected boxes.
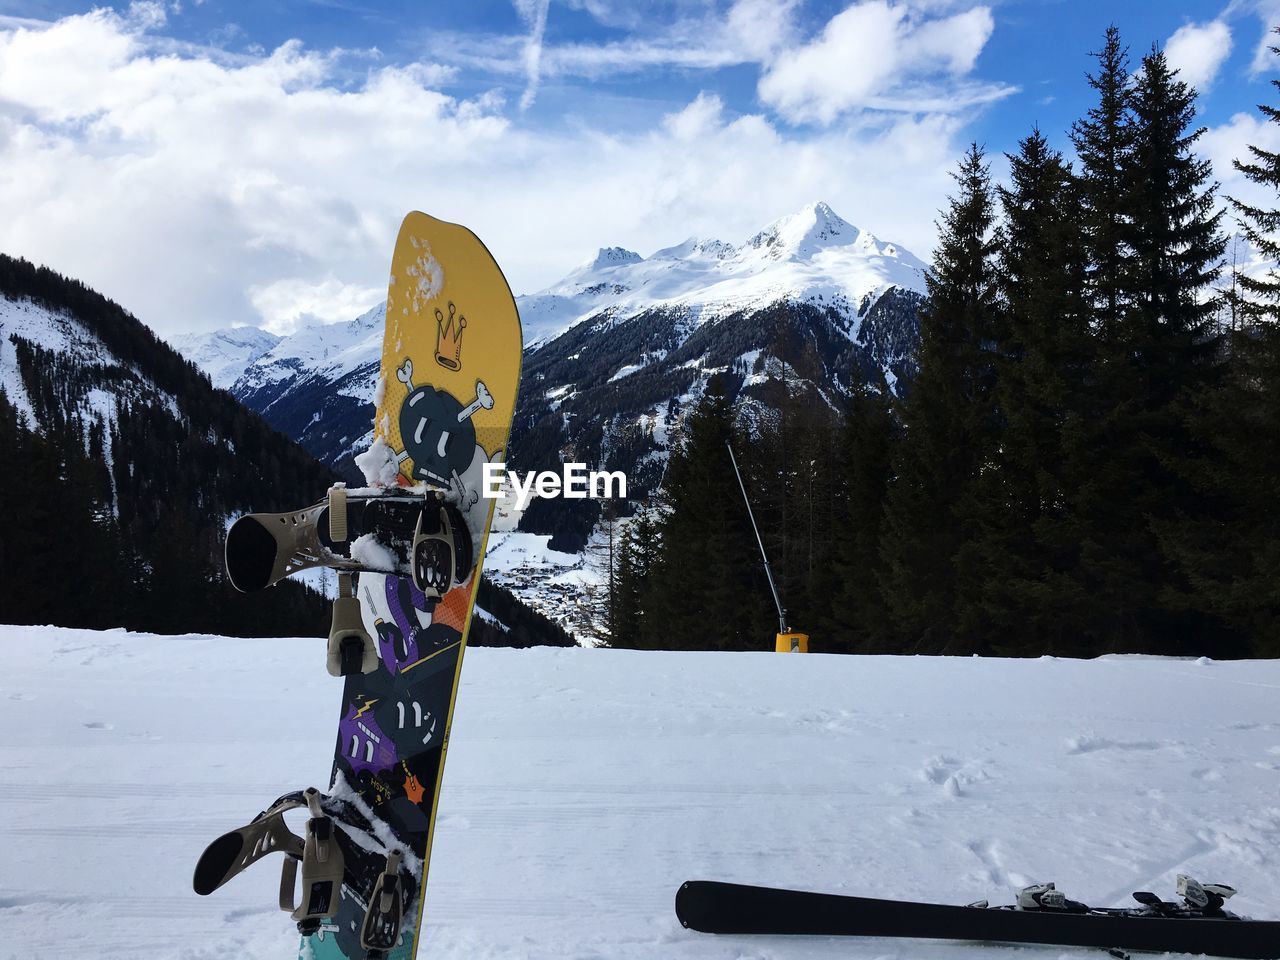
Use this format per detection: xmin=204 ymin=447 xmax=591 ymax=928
xmin=881 ymin=144 xmax=1001 ymax=654
xmin=642 ymin=381 xmax=773 ymax=651
xmin=1125 ymin=47 xmax=1225 ymax=391
xmin=1153 ymin=30 xmax=1280 ymax=654
xmin=610 ymin=510 xmax=657 ymax=648
xmin=826 ymin=377 xmax=895 ymax=652
xmin=960 ymin=130 xmax=1100 ymax=654
xmin=1071 ymin=26 xmax=1136 ymax=339
xmin=1097 ymin=45 xmax=1228 ymax=651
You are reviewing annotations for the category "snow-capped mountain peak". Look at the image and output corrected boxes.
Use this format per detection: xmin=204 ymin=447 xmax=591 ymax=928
xmin=169 ymin=325 xmax=282 ymax=390
xmin=519 ymin=200 xmax=927 ymax=346
xmin=649 ymin=237 xmax=735 ymax=261
xmin=551 ymin=247 xmax=646 ymax=298
xmin=744 ymin=200 xmax=854 ymax=259
xmin=583 ymin=246 xmax=643 ymax=271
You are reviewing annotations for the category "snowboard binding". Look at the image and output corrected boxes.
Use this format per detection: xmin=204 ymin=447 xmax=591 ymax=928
xmin=193 ymin=787 xmax=411 ymax=957
xmin=283 ymin=788 xmax=346 ymax=934
xmin=225 ymin=486 xmax=472 ymax=595
xmin=225 ymin=484 xmax=473 ymax=676
xmin=360 ymin=849 xmax=405 ymax=958
xmin=329 ymin=571 xmax=378 ymax=676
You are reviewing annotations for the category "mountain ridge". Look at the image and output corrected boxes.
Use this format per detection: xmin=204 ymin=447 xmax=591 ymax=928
xmin=519 ymin=200 xmax=927 ymax=346
xmin=0 ymin=252 xmax=338 ymax=636
xmin=171 ymin=203 xmax=930 ymax=635
xmin=175 ymin=201 xmax=928 ymax=482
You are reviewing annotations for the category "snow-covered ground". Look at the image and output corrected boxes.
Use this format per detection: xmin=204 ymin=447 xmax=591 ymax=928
xmin=3 ymin=624 xmax=1280 ymax=960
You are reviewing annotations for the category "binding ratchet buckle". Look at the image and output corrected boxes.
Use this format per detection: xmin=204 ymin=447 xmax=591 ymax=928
xmin=361 ymin=849 xmax=406 ymax=958
xmin=412 ymin=496 xmax=462 ymax=600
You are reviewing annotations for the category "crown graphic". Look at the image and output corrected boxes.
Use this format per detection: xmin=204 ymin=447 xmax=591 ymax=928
xmin=434 ymin=301 xmax=466 ymax=371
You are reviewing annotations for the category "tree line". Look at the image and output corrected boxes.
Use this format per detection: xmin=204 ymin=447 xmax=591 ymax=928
xmin=0 ymin=345 xmax=337 ymax=637
xmin=604 ymin=28 xmax=1280 ymax=659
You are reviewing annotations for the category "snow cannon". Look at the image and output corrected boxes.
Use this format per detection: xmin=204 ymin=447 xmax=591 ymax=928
xmin=775 ymin=632 xmax=809 ymax=653
xmin=726 ymin=441 xmax=809 ymax=653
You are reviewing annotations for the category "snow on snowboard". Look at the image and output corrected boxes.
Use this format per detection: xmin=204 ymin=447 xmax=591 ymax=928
xmin=197 ymin=211 xmax=521 ymax=959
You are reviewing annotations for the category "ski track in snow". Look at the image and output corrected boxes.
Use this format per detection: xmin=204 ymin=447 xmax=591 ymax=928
xmin=2 ymin=625 xmax=1280 ymax=959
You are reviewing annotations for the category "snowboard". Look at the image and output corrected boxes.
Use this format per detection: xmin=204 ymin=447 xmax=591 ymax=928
xmin=199 ymin=211 xmax=521 ymax=960
xmin=305 ymin=212 xmax=522 ymax=960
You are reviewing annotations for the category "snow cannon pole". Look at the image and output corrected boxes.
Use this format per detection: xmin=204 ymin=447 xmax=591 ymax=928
xmin=727 ymin=441 xmax=806 ymax=652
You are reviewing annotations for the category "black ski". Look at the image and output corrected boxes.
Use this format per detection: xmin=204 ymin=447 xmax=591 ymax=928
xmin=676 ymin=880 xmax=1280 ymax=959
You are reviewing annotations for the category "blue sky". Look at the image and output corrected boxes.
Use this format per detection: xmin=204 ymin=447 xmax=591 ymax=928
xmin=0 ymin=1 xmax=1274 ymax=335
xmin=4 ymin=0 xmax=1261 ymax=140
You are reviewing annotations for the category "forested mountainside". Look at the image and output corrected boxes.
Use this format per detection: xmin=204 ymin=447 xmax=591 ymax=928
xmin=0 ymin=254 xmax=339 ymax=635
xmin=0 ymin=255 xmax=574 ymax=647
xmin=512 ymin=286 xmax=923 ymax=552
xmin=177 ymin=203 xmax=927 ymax=556
xmin=603 ymin=34 xmax=1280 ymax=659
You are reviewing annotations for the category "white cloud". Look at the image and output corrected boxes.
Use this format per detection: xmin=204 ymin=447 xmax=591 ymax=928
xmin=1165 ymin=20 xmax=1232 ymax=91
xmin=757 ymin=1 xmax=1009 ymax=124
xmin=1204 ymin=109 xmax=1280 ymax=217
xmin=1229 ymin=0 xmax=1280 ymax=74
xmin=513 ymin=0 xmax=551 ymax=109
xmin=461 ymin=2 xmax=776 ymax=82
xmin=725 ymin=0 xmax=802 ymax=60
xmin=0 ymin=7 xmax=971 ymax=338
xmin=126 ymin=1 xmax=167 ymax=31
xmin=249 ymin=276 xmax=383 ymax=334
xmin=423 ymin=0 xmax=1008 ymax=125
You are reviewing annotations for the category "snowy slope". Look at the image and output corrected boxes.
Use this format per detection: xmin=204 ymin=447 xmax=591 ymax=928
xmin=0 ymin=293 xmax=184 ymax=444
xmin=2 ymin=295 xmax=124 ymax=428
xmin=232 ymin=303 xmax=386 ymax=406
xmin=5 ymin=623 xmax=1280 ymax=960
xmin=223 ymin=303 xmax=387 ymax=480
xmin=520 ymin=201 xmax=928 ymax=346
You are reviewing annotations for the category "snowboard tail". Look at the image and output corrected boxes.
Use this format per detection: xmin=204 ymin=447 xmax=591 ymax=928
xmin=676 ymin=881 xmax=1280 ymax=959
